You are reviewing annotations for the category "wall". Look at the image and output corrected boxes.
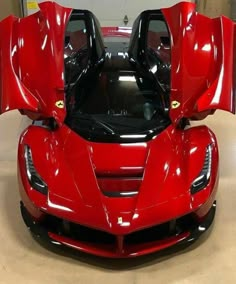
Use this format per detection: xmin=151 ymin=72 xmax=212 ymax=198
xmin=0 ymin=0 xmax=22 ymax=20
xmin=55 ymin=0 xmax=194 ymax=26
xmin=28 ymin=0 xmax=193 ymax=26
xmin=24 ymin=0 xmax=234 ymax=20
xmin=197 ymin=0 xmax=231 ymax=17
xmin=230 ymin=0 xmax=236 ymax=20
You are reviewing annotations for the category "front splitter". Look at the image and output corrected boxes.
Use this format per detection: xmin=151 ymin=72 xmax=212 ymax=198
xmin=20 ymin=201 xmax=216 ymax=258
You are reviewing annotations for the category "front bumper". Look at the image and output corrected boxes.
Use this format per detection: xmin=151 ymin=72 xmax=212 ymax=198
xmin=20 ymin=201 xmax=216 ymax=258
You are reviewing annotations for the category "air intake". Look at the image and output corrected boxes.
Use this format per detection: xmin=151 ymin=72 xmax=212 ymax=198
xmin=96 ymin=168 xmax=143 ymax=197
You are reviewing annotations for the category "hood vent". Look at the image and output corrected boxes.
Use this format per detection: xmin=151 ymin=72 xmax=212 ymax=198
xmin=96 ymin=168 xmax=143 ymax=198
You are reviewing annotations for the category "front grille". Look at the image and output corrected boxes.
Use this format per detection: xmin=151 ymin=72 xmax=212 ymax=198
xmin=40 ymin=212 xmax=197 ymax=247
xmin=125 ymin=214 xmax=196 ymax=245
xmin=42 ymin=214 xmax=116 ymax=245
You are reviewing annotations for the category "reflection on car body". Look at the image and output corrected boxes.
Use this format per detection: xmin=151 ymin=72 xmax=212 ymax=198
xmin=0 ymin=1 xmax=235 ymax=258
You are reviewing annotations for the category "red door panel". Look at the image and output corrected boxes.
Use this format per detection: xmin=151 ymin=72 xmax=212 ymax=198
xmin=162 ymin=2 xmax=235 ymax=123
xmin=0 ymin=16 xmax=39 ymax=114
xmin=0 ymin=2 xmax=72 ymax=123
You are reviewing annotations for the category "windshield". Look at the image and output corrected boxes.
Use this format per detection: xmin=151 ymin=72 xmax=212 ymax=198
xmin=65 ymin=33 xmax=171 ymax=142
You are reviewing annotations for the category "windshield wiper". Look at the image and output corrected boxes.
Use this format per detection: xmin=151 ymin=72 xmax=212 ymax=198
xmin=93 ymin=120 xmax=115 ymax=135
xmin=70 ymin=114 xmax=115 ymax=135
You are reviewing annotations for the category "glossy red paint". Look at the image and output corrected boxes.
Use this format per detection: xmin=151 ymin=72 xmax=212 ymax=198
xmin=162 ymin=2 xmax=235 ymax=123
xmin=17 ymin=123 xmax=218 ymax=256
xmin=1 ymin=1 xmax=234 ymax=257
xmin=0 ymin=2 xmax=72 ymax=123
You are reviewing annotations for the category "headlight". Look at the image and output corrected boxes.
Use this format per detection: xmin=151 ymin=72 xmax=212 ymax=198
xmin=24 ymin=145 xmax=48 ymax=195
xmin=191 ymin=144 xmax=212 ymax=194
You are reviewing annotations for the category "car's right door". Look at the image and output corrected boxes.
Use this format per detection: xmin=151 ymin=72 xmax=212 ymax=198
xmin=130 ymin=2 xmax=236 ymax=125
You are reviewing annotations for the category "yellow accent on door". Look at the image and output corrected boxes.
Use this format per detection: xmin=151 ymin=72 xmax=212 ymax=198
xmin=55 ymin=101 xmax=64 ymax=109
xmin=171 ymin=101 xmax=181 ymax=109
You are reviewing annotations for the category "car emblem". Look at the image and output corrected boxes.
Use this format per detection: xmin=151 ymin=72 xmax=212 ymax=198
xmin=171 ymin=100 xmax=181 ymax=109
xmin=55 ymin=100 xmax=64 ymax=108
xmin=118 ymin=217 xmax=123 ymax=224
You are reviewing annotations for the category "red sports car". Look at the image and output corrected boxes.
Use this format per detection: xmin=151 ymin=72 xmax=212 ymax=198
xmin=0 ymin=1 xmax=235 ymax=258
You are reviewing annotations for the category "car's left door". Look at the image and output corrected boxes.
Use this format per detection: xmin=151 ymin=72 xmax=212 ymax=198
xmin=0 ymin=2 xmax=72 ymax=124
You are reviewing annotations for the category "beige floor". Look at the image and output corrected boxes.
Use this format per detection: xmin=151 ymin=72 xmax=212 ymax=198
xmin=0 ymin=110 xmax=236 ymax=284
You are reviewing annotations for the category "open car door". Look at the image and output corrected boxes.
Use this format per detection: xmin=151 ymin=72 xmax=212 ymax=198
xmin=0 ymin=2 xmax=72 ymax=124
xmin=129 ymin=2 xmax=235 ymax=124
